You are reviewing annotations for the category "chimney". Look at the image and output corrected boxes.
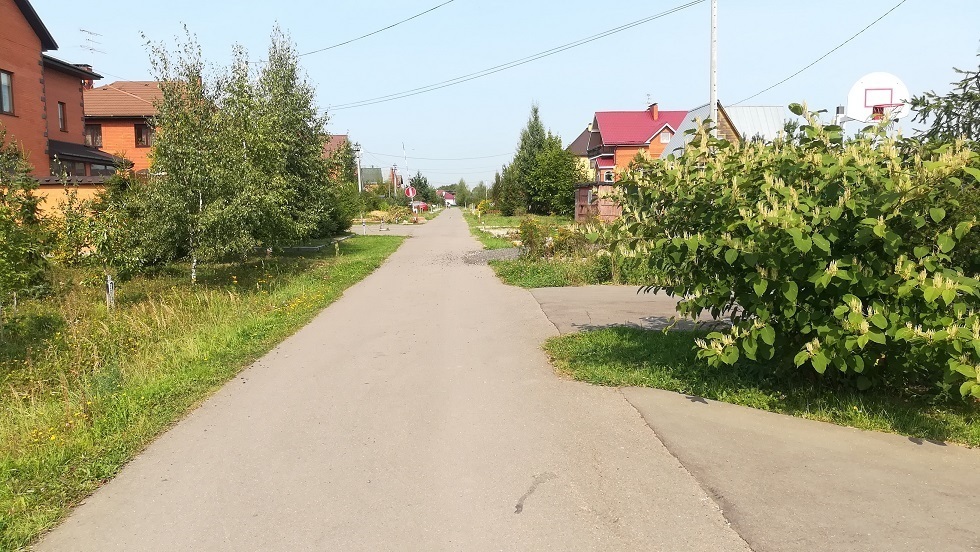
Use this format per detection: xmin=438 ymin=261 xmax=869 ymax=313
xmin=76 ymin=64 xmax=95 ymax=90
xmin=649 ymin=103 xmax=659 ymax=121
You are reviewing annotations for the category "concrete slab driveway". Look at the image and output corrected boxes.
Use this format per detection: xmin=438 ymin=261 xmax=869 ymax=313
xmin=527 ymin=285 xmax=980 ymax=552
xmin=36 ymin=209 xmax=749 ymax=551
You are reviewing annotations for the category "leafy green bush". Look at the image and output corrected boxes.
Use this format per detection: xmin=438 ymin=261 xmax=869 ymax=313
xmin=519 ymin=217 xmax=546 ymax=258
xmin=0 ymin=129 xmax=48 ymax=303
xmin=614 ymin=105 xmax=980 ymax=398
xmin=476 ymin=199 xmax=494 ymax=214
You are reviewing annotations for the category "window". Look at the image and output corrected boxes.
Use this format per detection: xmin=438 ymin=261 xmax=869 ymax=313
xmin=603 ymin=171 xmax=615 ymax=183
xmin=135 ymin=123 xmax=154 ymax=147
xmin=0 ymin=70 xmax=12 ymax=114
xmin=90 ymin=164 xmax=116 ymax=177
xmin=84 ymin=124 xmax=103 ymax=147
xmin=50 ymin=159 xmax=86 ymax=177
xmin=660 ymin=130 xmax=672 ymax=144
xmin=58 ymin=102 xmax=66 ymax=131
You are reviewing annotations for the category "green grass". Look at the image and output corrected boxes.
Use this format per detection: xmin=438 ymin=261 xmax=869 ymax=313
xmin=461 ymin=212 xmax=516 ymax=250
xmin=0 ymin=236 xmax=404 ymax=551
xmin=490 ymin=255 xmax=664 ymax=289
xmin=490 ymin=258 xmax=609 ymax=288
xmin=461 ymin=212 xmax=572 ymax=251
xmin=465 ymin=213 xmax=572 ymax=228
xmin=546 ymin=327 xmax=980 ymax=447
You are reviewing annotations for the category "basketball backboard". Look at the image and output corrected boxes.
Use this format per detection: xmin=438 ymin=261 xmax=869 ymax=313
xmin=845 ymin=72 xmax=911 ymax=124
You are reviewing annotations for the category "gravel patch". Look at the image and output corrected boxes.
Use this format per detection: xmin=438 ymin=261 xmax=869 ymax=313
xmin=464 ymin=248 xmax=521 ymax=264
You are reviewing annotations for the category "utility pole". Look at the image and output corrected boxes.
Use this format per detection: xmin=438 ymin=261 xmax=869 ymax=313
xmin=354 ymin=144 xmax=363 ymax=193
xmin=709 ymin=0 xmax=718 ymax=137
xmin=403 ymin=142 xmax=408 ymax=185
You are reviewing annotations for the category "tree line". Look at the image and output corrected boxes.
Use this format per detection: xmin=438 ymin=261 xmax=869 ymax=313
xmin=0 ymin=27 xmax=360 ymax=313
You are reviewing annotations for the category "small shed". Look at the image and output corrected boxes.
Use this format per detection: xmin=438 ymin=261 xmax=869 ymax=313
xmin=575 ymin=182 xmax=622 ymax=223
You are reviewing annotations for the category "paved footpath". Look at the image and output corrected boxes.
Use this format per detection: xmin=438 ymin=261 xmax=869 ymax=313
xmin=36 ymin=209 xmax=750 ymax=551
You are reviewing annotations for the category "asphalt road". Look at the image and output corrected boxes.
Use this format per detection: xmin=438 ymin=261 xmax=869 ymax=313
xmin=36 ymin=209 xmax=749 ymax=551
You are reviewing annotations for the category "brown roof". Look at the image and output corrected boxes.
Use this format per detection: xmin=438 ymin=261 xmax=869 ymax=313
xmin=566 ymin=127 xmax=591 ymax=157
xmin=14 ymin=0 xmax=57 ymax=51
xmin=322 ymin=134 xmax=349 ymax=157
xmin=84 ymin=81 xmax=162 ymax=118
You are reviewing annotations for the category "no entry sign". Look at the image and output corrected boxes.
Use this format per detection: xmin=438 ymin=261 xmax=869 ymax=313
xmin=405 ymin=186 xmax=418 ymax=198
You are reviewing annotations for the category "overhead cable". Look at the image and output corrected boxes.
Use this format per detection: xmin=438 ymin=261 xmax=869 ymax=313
xmin=300 ymin=0 xmax=457 ymax=57
xmin=330 ymin=0 xmax=705 ymax=110
xmin=732 ymin=0 xmax=909 ymax=105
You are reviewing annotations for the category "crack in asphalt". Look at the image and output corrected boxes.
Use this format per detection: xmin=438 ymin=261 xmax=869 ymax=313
xmin=514 ymin=472 xmax=558 ymax=514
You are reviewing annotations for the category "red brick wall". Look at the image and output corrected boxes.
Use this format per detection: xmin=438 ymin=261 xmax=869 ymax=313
xmin=0 ymin=0 xmax=46 ymax=176
xmin=90 ymin=117 xmax=151 ymax=171
xmin=44 ymin=68 xmax=85 ymax=147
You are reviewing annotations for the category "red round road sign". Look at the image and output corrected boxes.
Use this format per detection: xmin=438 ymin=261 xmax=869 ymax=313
xmin=405 ymin=186 xmax=418 ymax=198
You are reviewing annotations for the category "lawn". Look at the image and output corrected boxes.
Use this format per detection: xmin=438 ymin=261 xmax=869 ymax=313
xmin=0 ymin=235 xmax=404 ymax=551
xmin=490 ymin=255 xmax=663 ymax=288
xmin=546 ymin=327 xmax=980 ymax=447
xmin=489 ymin=257 xmax=609 ymax=288
xmin=461 ymin=212 xmax=572 ymax=251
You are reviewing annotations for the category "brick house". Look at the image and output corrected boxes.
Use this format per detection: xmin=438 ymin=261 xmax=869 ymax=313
xmin=83 ymin=81 xmax=163 ymax=173
xmin=0 ymin=0 xmax=117 ymax=210
xmin=575 ymin=103 xmax=687 ymax=222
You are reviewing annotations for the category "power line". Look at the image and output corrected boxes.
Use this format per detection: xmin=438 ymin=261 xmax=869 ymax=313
xmin=364 ymin=150 xmax=511 ymax=161
xmin=330 ymin=0 xmax=705 ymax=110
xmin=299 ymin=0 xmax=456 ymax=57
xmin=732 ymin=0 xmax=909 ymax=105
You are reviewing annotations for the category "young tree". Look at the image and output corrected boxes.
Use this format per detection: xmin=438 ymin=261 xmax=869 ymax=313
xmin=146 ymin=30 xmax=234 ymax=282
xmin=496 ymin=165 xmax=522 ymax=215
xmin=328 ymin=139 xmax=359 ymax=185
xmin=472 ymin=180 xmax=489 ymax=203
xmin=254 ymin=28 xmax=341 ymax=238
xmin=0 ymin=128 xmax=47 ymax=306
xmin=911 ymin=55 xmax=980 ymax=143
xmin=528 ymin=141 xmax=583 ymax=216
xmin=451 ymin=178 xmax=472 ymax=206
xmin=498 ymin=104 xmax=561 ymax=215
xmin=409 ymin=172 xmax=437 ymax=203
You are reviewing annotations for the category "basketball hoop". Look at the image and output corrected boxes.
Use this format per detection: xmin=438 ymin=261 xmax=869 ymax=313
xmin=845 ymin=73 xmax=911 ymax=124
xmin=871 ymin=103 xmax=903 ymax=121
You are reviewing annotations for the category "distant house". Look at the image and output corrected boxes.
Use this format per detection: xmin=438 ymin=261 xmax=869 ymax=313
xmin=437 ymin=189 xmax=456 ymax=207
xmin=388 ymin=167 xmax=404 ymax=189
xmin=587 ymin=103 xmax=688 ymax=183
xmin=575 ymin=103 xmax=687 ymax=222
xmin=575 ymin=102 xmax=788 ymax=223
xmin=84 ymin=81 xmax=163 ymax=173
xmin=1 ymin=0 xmax=117 ymax=211
xmin=566 ymin=127 xmax=595 ymax=181
xmin=322 ymin=134 xmax=349 ymax=158
xmin=660 ymin=102 xmax=786 ymax=159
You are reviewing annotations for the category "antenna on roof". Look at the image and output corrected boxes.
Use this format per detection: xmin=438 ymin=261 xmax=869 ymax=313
xmin=80 ymin=28 xmax=102 ymax=36
xmin=646 ymin=93 xmax=651 ymax=105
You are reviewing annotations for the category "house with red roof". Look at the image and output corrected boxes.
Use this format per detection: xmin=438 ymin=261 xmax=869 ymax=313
xmin=84 ymin=81 xmax=163 ymax=172
xmin=575 ymin=103 xmax=686 ymax=222
xmin=587 ymin=103 xmax=687 ymax=183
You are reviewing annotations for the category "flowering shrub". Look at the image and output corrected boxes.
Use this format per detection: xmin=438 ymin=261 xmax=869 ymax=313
xmin=613 ymin=105 xmax=980 ymax=398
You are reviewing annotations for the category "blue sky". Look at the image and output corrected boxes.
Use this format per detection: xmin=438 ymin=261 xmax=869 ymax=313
xmin=37 ymin=0 xmax=979 ymax=187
